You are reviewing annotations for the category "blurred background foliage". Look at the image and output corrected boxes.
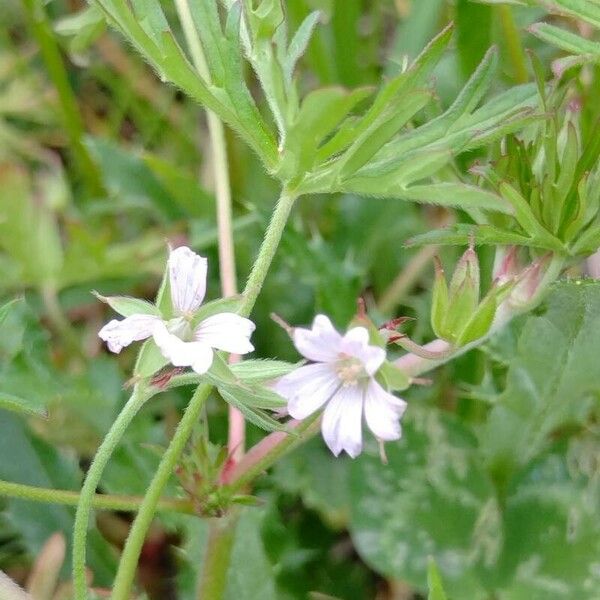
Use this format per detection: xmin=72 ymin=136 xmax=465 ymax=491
xmin=1 ymin=0 xmax=600 ymax=598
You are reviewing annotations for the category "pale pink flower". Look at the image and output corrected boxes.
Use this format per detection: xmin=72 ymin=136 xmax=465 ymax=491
xmin=275 ymin=315 xmax=407 ymax=458
xmin=99 ymin=246 xmax=255 ymax=374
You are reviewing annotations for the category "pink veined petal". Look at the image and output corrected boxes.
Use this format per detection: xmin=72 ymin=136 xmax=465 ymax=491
xmin=321 ymin=385 xmax=364 ymax=458
xmin=152 ymin=322 xmax=214 ymax=374
xmin=293 ymin=314 xmax=343 ymax=363
xmin=168 ymin=246 xmax=208 ymax=315
xmin=274 ymin=363 xmax=340 ymax=420
xmin=364 ymin=379 xmax=407 ymax=441
xmin=98 ymin=314 xmax=160 ymax=353
xmin=339 ymin=327 xmax=386 ymax=376
xmin=194 ymin=312 xmax=255 ymax=354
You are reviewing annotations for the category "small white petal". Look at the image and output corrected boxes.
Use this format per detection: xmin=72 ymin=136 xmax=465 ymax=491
xmin=168 ymin=246 xmax=208 ymax=315
xmin=194 ymin=313 xmax=255 ymax=354
xmin=98 ymin=314 xmax=159 ymax=353
xmin=321 ymin=385 xmax=364 ymax=458
xmin=339 ymin=327 xmax=385 ymax=375
xmin=364 ymin=380 xmax=407 ymax=441
xmin=293 ymin=314 xmax=343 ymax=363
xmin=274 ymin=363 xmax=340 ymax=419
xmin=152 ymin=322 xmax=214 ymax=374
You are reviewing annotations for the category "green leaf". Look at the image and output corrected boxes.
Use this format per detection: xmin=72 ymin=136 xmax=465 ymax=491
xmin=544 ymin=0 xmax=600 ymax=29
xmin=0 ymin=392 xmax=47 ymax=418
xmin=494 ymin=437 xmax=600 ymax=597
xmin=281 ymin=86 xmax=372 ymax=176
xmin=498 ymin=182 xmax=564 ymax=251
xmin=271 ymin=436 xmax=351 ymax=528
xmin=335 ymin=89 xmax=433 ymax=182
xmin=230 ymin=359 xmax=297 ymax=382
xmin=93 ymin=292 xmax=161 ymax=318
xmin=427 ymin=558 xmax=448 ymax=600
xmin=349 ymin=411 xmax=493 ymax=597
xmin=218 ymin=385 xmax=287 ymax=432
xmin=284 ymin=11 xmax=321 ymax=83
xmin=482 ymin=281 xmax=600 ymax=478
xmin=529 ymin=22 xmax=600 ymax=57
xmin=318 ymin=23 xmax=451 ymax=167
xmin=406 ymin=224 xmax=533 ymax=248
xmin=397 ymin=183 xmax=513 ymax=215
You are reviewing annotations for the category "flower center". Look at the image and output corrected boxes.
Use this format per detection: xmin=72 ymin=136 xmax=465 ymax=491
xmin=167 ymin=317 xmax=193 ymax=341
xmin=335 ymin=353 xmax=367 ymax=386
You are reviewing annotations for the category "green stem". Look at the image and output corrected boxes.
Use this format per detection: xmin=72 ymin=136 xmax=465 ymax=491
xmin=195 ymin=513 xmax=238 ymax=600
xmin=72 ymin=384 xmax=147 ymax=600
xmin=498 ymin=5 xmax=528 ymax=85
xmin=111 ymin=185 xmax=298 ymax=599
xmin=0 ymin=480 xmax=194 ymax=514
xmin=20 ymin=0 xmax=103 ymax=196
xmin=239 ymin=188 xmax=298 ymax=317
xmin=111 ymin=384 xmax=211 ymax=600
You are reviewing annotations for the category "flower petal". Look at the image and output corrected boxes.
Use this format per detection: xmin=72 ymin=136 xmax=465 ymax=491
xmin=168 ymin=246 xmax=208 ymax=315
xmin=293 ymin=314 xmax=343 ymax=363
xmin=194 ymin=313 xmax=255 ymax=354
xmin=274 ymin=363 xmax=340 ymax=419
xmin=321 ymin=385 xmax=364 ymax=458
xmin=364 ymin=380 xmax=407 ymax=441
xmin=152 ymin=322 xmax=214 ymax=374
xmin=339 ymin=327 xmax=385 ymax=375
xmin=98 ymin=314 xmax=160 ymax=353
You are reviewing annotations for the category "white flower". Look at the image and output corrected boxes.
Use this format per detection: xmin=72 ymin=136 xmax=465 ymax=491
xmin=274 ymin=315 xmax=407 ymax=458
xmin=98 ymin=246 xmax=255 ymax=374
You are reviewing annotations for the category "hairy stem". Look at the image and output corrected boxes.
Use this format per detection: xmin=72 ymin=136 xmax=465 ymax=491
xmin=224 ymin=416 xmax=321 ymax=491
xmin=111 ymin=186 xmax=298 ymax=599
xmin=0 ymin=480 xmax=194 ymax=514
xmin=72 ymin=384 xmax=147 ymax=599
xmin=239 ymin=188 xmax=298 ymax=317
xmin=20 ymin=0 xmax=103 ymax=196
xmin=195 ymin=514 xmax=237 ymax=600
xmin=111 ymin=384 xmax=211 ymax=600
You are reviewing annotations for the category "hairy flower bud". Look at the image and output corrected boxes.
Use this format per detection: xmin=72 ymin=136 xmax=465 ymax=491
xmin=430 ymin=246 xmax=508 ymax=347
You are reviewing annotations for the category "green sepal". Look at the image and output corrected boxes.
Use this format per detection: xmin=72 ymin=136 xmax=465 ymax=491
xmin=155 ymin=256 xmax=173 ymax=318
xmin=190 ymin=295 xmax=244 ymax=327
xmin=134 ymin=339 xmax=169 ymax=378
xmin=348 ymin=314 xmax=386 ymax=348
xmin=379 ymin=361 xmax=410 ymax=392
xmin=93 ymin=292 xmax=161 ymax=318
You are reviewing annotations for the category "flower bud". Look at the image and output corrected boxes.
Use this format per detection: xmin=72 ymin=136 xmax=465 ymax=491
xmin=430 ymin=246 xmax=506 ymax=347
xmin=444 ymin=245 xmax=480 ymax=342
